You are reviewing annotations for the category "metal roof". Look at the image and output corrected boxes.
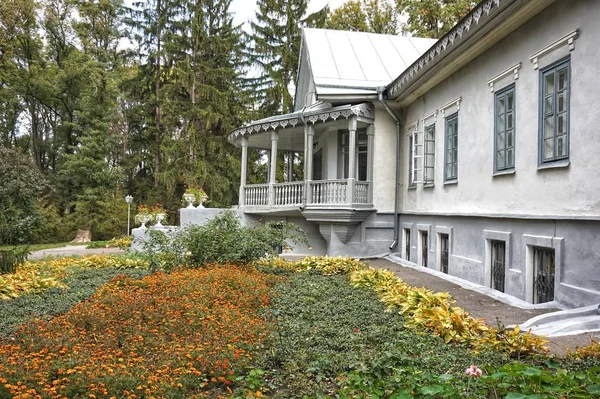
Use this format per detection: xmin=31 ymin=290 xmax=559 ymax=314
xmin=303 ymin=28 xmax=437 ymax=95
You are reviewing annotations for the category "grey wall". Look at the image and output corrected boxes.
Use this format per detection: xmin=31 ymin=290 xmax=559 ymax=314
xmin=401 ymin=0 xmax=600 ymax=218
xmin=400 ymin=213 xmax=600 ymax=308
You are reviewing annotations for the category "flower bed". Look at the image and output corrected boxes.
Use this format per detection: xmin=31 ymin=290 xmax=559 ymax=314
xmin=0 ymin=265 xmax=280 ymax=398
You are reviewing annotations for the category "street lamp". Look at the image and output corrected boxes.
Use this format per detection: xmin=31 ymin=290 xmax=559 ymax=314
xmin=125 ymin=195 xmax=133 ymax=235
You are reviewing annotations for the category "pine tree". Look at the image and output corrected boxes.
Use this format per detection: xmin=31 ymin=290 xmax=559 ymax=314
xmin=249 ymin=0 xmax=327 ymax=115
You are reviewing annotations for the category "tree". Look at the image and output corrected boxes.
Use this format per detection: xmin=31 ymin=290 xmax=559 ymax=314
xmin=0 ymin=147 xmax=48 ymax=244
xmin=396 ymin=0 xmax=482 ymax=38
xmin=325 ymin=0 xmax=398 ymax=34
xmin=248 ymin=0 xmax=327 ymax=115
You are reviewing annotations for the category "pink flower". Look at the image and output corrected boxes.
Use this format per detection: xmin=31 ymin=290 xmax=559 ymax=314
xmin=354 ymin=328 xmax=360 ymax=334
xmin=465 ymin=365 xmax=483 ymax=377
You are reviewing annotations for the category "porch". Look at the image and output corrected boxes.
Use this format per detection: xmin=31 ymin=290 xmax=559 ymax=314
xmin=229 ymin=102 xmax=377 ymax=217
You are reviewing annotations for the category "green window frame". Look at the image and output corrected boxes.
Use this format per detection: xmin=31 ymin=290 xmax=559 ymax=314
xmin=424 ymin=124 xmax=435 ymax=184
xmin=495 ymin=85 xmax=515 ymax=172
xmin=444 ymin=113 xmax=458 ymax=181
xmin=539 ymin=58 xmax=570 ymax=163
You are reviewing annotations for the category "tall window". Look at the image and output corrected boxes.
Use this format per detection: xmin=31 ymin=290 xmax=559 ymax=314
xmin=408 ymin=134 xmax=416 ymax=187
xmin=341 ymin=130 xmax=368 ymax=180
xmin=444 ymin=114 xmax=458 ymax=181
xmin=404 ymin=228 xmax=411 ymax=261
xmin=424 ymin=124 xmax=435 ymax=184
xmin=439 ymin=233 xmax=449 ymax=274
xmin=540 ymin=59 xmax=570 ymax=163
xmin=495 ymin=86 xmax=515 ymax=171
xmin=491 ymin=240 xmax=506 ymax=293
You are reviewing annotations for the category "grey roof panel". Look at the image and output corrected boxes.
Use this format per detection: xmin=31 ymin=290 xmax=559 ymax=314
xmin=303 ymin=28 xmax=436 ymax=96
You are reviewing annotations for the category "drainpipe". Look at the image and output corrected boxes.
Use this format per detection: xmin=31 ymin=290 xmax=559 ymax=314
xmin=377 ymin=87 xmax=402 ymax=251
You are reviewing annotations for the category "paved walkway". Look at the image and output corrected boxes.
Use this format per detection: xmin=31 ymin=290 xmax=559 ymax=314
xmin=28 ymin=245 xmax=125 ymax=260
xmin=367 ymin=258 xmax=599 ymax=356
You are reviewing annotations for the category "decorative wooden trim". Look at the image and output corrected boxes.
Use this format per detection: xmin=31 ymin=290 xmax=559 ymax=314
xmin=487 ymin=62 xmax=521 ymax=92
xmin=529 ymin=29 xmax=579 ymax=70
xmin=440 ymin=97 xmax=462 ymax=117
xmin=422 ymin=110 xmax=438 ymax=125
xmin=388 ymin=0 xmax=505 ymax=98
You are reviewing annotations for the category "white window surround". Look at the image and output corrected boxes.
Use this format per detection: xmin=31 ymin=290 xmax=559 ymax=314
xmin=487 ymin=63 xmax=521 ymax=93
xmin=483 ymin=230 xmax=511 ymax=289
xmin=440 ymin=97 xmax=461 ymax=117
xmin=529 ymin=29 xmax=579 ymax=70
xmin=422 ymin=110 xmax=438 ymax=125
xmin=401 ymin=222 xmax=413 ymax=261
xmin=417 ymin=224 xmax=432 ymax=267
xmin=435 ymin=226 xmax=453 ymax=273
xmin=522 ymin=234 xmax=563 ymax=304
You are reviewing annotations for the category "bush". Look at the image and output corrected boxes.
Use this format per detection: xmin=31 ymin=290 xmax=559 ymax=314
xmin=140 ymin=211 xmax=308 ymax=270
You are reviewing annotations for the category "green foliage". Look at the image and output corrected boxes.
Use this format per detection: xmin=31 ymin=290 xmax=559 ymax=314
xmin=0 ymin=247 xmax=29 ymax=274
xmin=325 ymin=0 xmax=398 ymax=34
xmin=0 ymin=148 xmax=48 ymax=245
xmin=396 ymin=0 xmax=483 ymax=38
xmin=239 ymin=273 xmax=509 ymax=398
xmin=248 ymin=0 xmax=326 ymax=115
xmin=256 ymin=255 xmax=367 ymax=275
xmin=0 ymin=268 xmax=148 ymax=337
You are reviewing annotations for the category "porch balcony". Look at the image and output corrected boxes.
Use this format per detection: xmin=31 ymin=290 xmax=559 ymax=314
xmin=229 ymin=102 xmax=377 ymax=219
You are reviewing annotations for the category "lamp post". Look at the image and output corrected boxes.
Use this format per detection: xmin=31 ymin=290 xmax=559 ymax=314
xmin=125 ymin=195 xmax=133 ymax=235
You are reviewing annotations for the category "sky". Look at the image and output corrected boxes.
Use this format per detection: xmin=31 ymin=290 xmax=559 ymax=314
xmin=230 ymin=0 xmax=349 ymax=28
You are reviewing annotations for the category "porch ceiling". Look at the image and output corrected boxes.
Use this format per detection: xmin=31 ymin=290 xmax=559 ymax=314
xmin=229 ymin=102 xmax=374 ymax=149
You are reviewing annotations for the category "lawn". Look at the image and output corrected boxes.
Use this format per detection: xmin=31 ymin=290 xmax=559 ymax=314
xmin=0 ymin=242 xmax=78 ymax=252
xmin=0 ymin=255 xmax=599 ymax=398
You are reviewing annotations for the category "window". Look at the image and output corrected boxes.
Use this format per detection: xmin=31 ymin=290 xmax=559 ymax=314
xmin=533 ymin=246 xmax=555 ymax=304
xmin=341 ymin=130 xmax=368 ymax=180
xmin=404 ymin=228 xmax=411 ymax=261
xmin=424 ymin=124 xmax=435 ymax=184
xmin=491 ymin=240 xmax=506 ymax=292
xmin=495 ymin=86 xmax=515 ymax=171
xmin=444 ymin=114 xmax=458 ymax=181
xmin=420 ymin=231 xmax=428 ymax=267
xmin=408 ymin=134 xmax=416 ymax=187
xmin=439 ymin=233 xmax=449 ymax=273
xmin=540 ymin=59 xmax=570 ymax=163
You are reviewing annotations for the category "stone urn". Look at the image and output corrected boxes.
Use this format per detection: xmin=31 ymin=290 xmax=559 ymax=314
xmin=138 ymin=213 xmax=153 ymax=229
xmin=183 ymin=193 xmax=196 ymax=209
xmin=197 ymin=195 xmax=208 ymax=209
xmin=155 ymin=213 xmax=166 ymax=227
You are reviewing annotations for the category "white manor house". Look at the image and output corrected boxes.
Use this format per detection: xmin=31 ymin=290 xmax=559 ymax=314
xmin=227 ymin=0 xmax=600 ymax=309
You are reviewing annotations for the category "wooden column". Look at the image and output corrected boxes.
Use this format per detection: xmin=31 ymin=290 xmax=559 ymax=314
xmin=268 ymin=131 xmax=279 ymax=206
xmin=239 ymin=137 xmax=248 ymax=207
xmin=346 ymin=117 xmax=357 ymax=204
xmin=366 ymin=124 xmax=375 ymax=203
xmin=305 ymin=124 xmax=315 ymax=205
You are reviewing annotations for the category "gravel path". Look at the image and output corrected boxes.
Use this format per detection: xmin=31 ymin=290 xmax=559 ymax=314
xmin=28 ymin=245 xmax=125 ymax=260
xmin=366 ymin=258 xmax=598 ymax=356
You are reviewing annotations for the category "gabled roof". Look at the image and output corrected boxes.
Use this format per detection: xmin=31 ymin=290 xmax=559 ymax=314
xmin=302 ymin=28 xmax=436 ymax=97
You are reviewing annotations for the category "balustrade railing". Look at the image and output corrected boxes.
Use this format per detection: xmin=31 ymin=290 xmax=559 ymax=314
xmin=244 ymin=184 xmax=269 ymax=206
xmin=274 ymin=182 xmax=304 ymax=206
xmin=243 ymin=180 xmax=371 ymax=207
xmin=310 ymin=180 xmax=347 ymax=205
xmin=354 ymin=181 xmax=370 ymax=204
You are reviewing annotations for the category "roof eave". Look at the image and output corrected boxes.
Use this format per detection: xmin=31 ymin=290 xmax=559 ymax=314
xmin=386 ymin=0 xmax=555 ymax=105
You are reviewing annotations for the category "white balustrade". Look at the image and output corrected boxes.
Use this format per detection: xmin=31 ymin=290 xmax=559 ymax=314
xmin=244 ymin=184 xmax=269 ymax=206
xmin=274 ymin=182 xmax=304 ymax=206
xmin=310 ymin=180 xmax=348 ymax=205
xmin=354 ymin=181 xmax=370 ymax=204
